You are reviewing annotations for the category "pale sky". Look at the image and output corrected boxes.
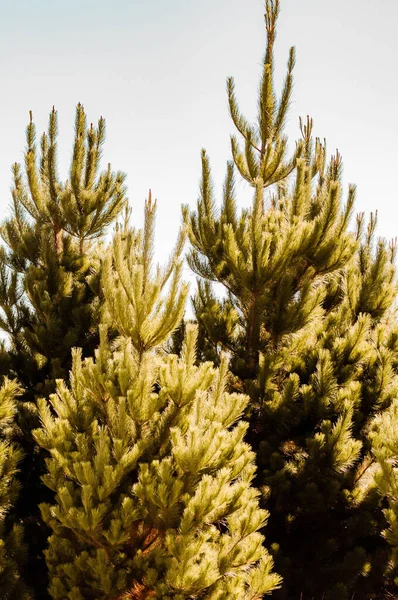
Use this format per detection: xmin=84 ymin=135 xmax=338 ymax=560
xmin=0 ymin=0 xmax=397 ymax=271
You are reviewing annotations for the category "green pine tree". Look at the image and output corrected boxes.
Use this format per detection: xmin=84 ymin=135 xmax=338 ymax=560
xmin=0 ymin=104 xmax=127 ymax=596
xmin=0 ymin=104 xmax=126 ymax=402
xmin=184 ymin=1 xmax=398 ymax=597
xmin=33 ymin=195 xmax=281 ymax=599
xmin=0 ymin=378 xmax=30 ymax=599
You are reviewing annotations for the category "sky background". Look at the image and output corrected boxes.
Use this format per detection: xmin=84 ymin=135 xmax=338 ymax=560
xmin=0 ymin=0 xmax=397 ymax=273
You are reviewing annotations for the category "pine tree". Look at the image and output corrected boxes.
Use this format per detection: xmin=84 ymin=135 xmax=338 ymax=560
xmin=184 ymin=1 xmax=398 ymax=597
xmin=0 ymin=378 xmax=30 ymax=599
xmin=0 ymin=104 xmax=127 ymax=595
xmin=33 ymin=195 xmax=281 ymax=599
xmin=0 ymin=104 xmax=126 ymax=403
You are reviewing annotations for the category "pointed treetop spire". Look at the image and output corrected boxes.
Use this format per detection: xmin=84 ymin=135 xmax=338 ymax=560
xmin=226 ymin=0 xmax=320 ymax=189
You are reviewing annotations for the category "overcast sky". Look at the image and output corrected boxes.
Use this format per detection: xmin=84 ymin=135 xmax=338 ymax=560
xmin=0 ymin=0 xmax=397 ymax=269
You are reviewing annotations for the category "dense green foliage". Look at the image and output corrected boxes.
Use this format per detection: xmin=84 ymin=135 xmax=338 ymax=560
xmin=0 ymin=104 xmax=126 ymax=402
xmin=184 ymin=1 xmax=398 ymax=598
xmin=371 ymin=396 xmax=398 ymax=587
xmin=33 ymin=199 xmax=281 ymax=599
xmin=0 ymin=1 xmax=396 ymax=599
xmin=0 ymin=105 xmax=126 ymax=596
xmin=0 ymin=378 xmax=30 ymax=599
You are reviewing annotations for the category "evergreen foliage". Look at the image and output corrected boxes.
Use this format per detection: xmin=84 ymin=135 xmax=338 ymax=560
xmin=184 ymin=1 xmax=398 ymax=597
xmin=0 ymin=105 xmax=127 ymax=596
xmin=0 ymin=378 xmax=30 ymax=599
xmin=371 ymin=394 xmax=398 ymax=587
xmin=0 ymin=104 xmax=126 ymax=402
xmin=34 ymin=197 xmax=281 ymax=599
xmin=227 ymin=0 xmax=306 ymax=190
xmin=0 ymin=1 xmax=395 ymax=597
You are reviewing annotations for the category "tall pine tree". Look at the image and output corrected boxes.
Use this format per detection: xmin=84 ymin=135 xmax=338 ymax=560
xmin=33 ymin=195 xmax=281 ymax=599
xmin=0 ymin=104 xmax=126 ymax=403
xmin=0 ymin=105 xmax=126 ymax=596
xmin=184 ymin=1 xmax=398 ymax=597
